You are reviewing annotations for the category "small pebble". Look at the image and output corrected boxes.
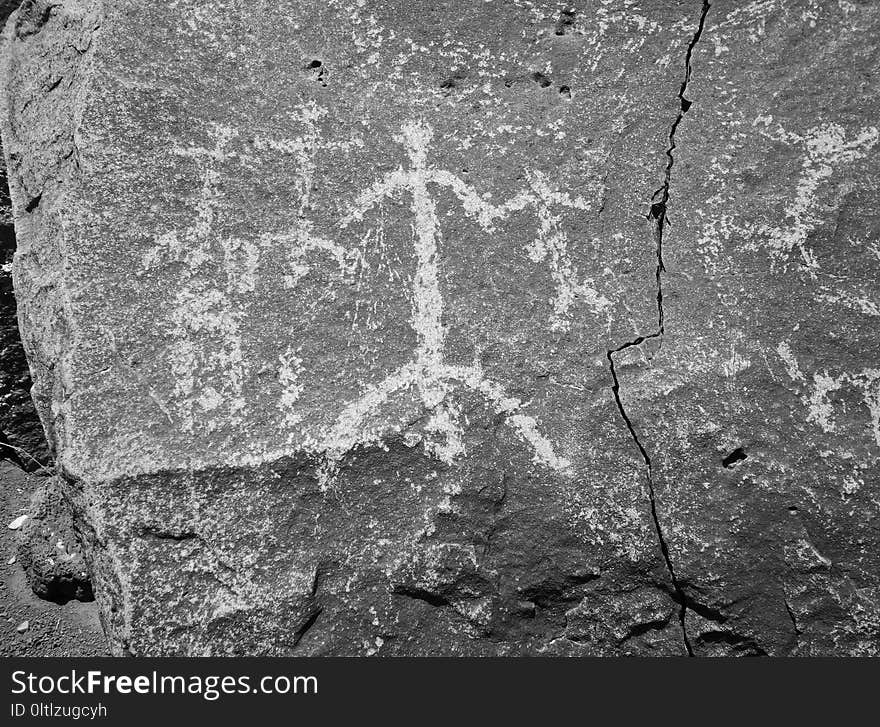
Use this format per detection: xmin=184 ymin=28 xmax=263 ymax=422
xmin=7 ymin=514 xmax=28 ymax=530
xmin=16 ymin=620 xmax=29 ymax=633
xmin=7 ymin=555 xmax=15 ymax=565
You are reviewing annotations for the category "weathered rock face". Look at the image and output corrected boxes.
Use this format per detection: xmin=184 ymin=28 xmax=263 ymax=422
xmin=1 ymin=0 xmax=877 ymax=656
xmin=615 ymin=0 xmax=880 ymax=656
xmin=0 ymin=0 xmax=49 ymax=472
xmin=0 ymin=148 xmax=50 ymax=470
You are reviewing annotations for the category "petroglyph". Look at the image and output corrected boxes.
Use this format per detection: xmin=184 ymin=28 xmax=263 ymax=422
xmin=695 ymin=121 xmax=878 ymax=282
xmin=256 ymin=103 xmax=364 ymax=288
xmin=517 ymin=170 xmax=611 ymax=330
xmin=777 ymin=341 xmax=880 ymax=446
xmin=427 ymin=164 xmax=610 ymax=331
xmin=142 ymin=113 xmax=603 ymax=470
xmin=307 ymin=121 xmax=574 ymax=479
xmin=752 ymin=120 xmax=878 ymax=274
xmin=142 ymin=123 xmax=248 ymax=433
xmin=140 ymin=107 xmax=370 ymax=436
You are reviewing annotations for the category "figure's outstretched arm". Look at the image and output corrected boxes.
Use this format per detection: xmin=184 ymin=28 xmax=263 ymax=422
xmin=339 ymin=169 xmax=409 ymax=228
xmin=430 ymin=169 xmax=534 ymax=231
xmin=261 ymin=225 xmax=359 ymax=284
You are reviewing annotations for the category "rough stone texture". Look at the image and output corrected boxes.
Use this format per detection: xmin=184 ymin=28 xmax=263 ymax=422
xmin=1 ymin=0 xmax=877 ymax=656
xmin=16 ymin=476 xmax=93 ymax=602
xmin=615 ymin=0 xmax=880 ymax=656
xmin=0 ymin=461 xmax=106 ymax=656
xmin=0 ymin=0 xmax=49 ymax=472
xmin=1 ymin=147 xmax=50 ymax=471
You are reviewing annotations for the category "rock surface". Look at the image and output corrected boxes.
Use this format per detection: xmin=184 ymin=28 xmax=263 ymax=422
xmin=17 ymin=476 xmax=93 ymax=603
xmin=1 ymin=0 xmax=877 ymax=656
xmin=0 ymin=0 xmax=49 ymax=472
xmin=616 ymin=0 xmax=880 ymax=656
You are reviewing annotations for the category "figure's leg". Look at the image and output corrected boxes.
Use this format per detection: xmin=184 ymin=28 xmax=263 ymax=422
xmin=537 ymin=226 xmax=610 ymax=331
xmin=423 ymin=397 xmax=466 ymax=465
xmin=446 ymin=364 xmax=571 ymax=473
xmin=316 ymin=363 xmax=419 ymax=488
xmin=168 ymin=290 xmax=200 ymax=433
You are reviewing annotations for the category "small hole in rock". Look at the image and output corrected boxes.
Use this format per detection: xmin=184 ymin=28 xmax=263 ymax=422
xmin=722 ymin=447 xmax=747 ymax=468
xmin=787 ymin=506 xmax=799 ymax=513
xmin=554 ymin=9 xmax=577 ymax=35
xmin=303 ymin=59 xmax=328 ymax=86
xmin=531 ymin=72 xmax=552 ymax=88
xmin=440 ymin=72 xmax=468 ymax=94
xmin=25 ymin=194 xmax=42 ymax=213
xmin=559 ymin=85 xmax=571 ymax=99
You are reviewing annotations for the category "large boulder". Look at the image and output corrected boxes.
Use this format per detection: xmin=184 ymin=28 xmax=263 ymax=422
xmin=1 ymin=0 xmax=877 ymax=656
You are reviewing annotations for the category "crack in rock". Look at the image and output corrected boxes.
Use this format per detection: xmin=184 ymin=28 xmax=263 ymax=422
xmin=606 ymin=0 xmax=712 ymax=658
xmin=291 ymin=607 xmax=323 ymax=650
xmin=607 ymin=352 xmax=694 ymax=655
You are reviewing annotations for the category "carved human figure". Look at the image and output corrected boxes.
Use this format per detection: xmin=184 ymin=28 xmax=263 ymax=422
xmin=141 ymin=124 xmax=253 ymax=433
xmin=311 ymin=121 xmax=573 ymax=477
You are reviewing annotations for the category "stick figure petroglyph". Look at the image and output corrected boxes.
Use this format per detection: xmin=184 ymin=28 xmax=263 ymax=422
xmin=254 ymin=103 xmax=366 ymax=429
xmin=515 ymin=170 xmax=611 ymax=330
xmin=143 ymin=107 xmax=363 ymax=436
xmin=255 ymin=103 xmax=363 ymax=289
xmin=144 ymin=111 xmax=600 ymax=477
xmin=142 ymin=123 xmax=254 ymax=433
xmin=777 ymin=341 xmax=880 ymax=448
xmin=751 ymin=120 xmax=879 ymax=275
xmin=309 ymin=121 xmax=573 ymax=480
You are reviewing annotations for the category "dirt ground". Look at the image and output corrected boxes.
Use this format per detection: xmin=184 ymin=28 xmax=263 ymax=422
xmin=0 ymin=460 xmax=108 ymax=656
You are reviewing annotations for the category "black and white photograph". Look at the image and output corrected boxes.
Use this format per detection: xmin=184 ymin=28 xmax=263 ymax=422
xmin=0 ymin=0 xmax=878 ymax=712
